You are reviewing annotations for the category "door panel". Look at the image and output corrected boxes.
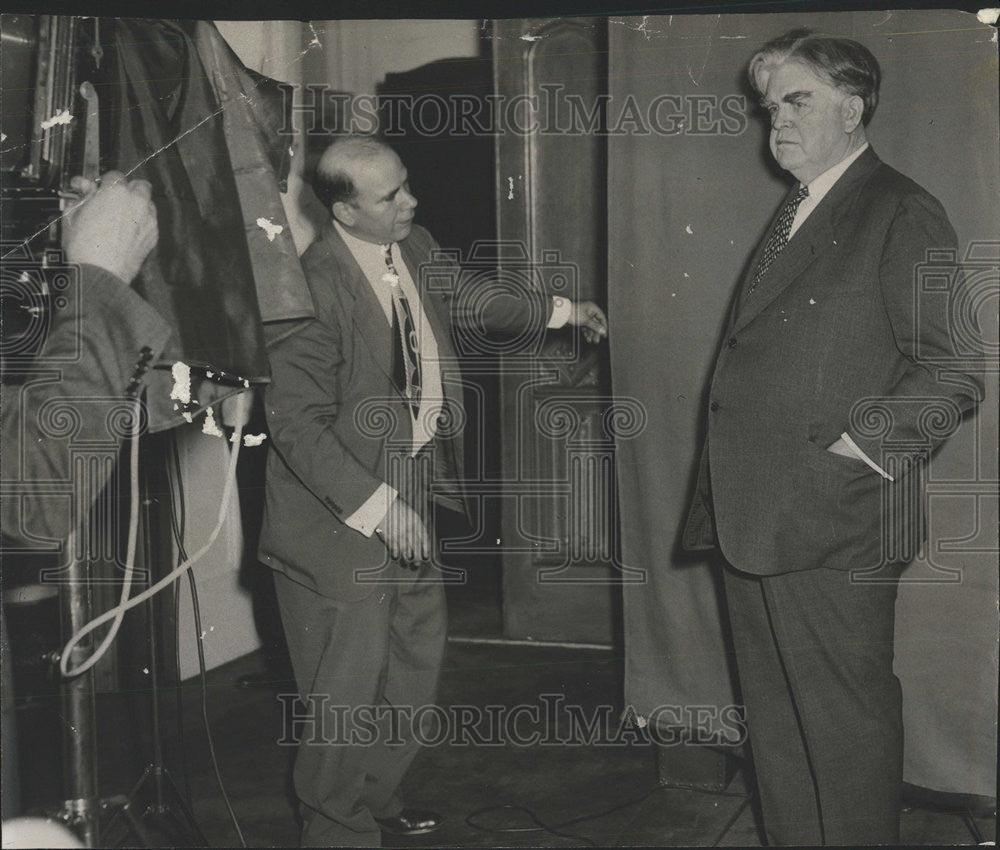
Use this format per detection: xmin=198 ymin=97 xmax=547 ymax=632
xmin=494 ymin=18 xmax=618 ymax=644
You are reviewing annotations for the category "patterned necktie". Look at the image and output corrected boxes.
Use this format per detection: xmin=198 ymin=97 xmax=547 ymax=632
xmin=747 ymin=184 xmax=809 ymax=295
xmin=383 ymin=244 xmax=422 ymax=418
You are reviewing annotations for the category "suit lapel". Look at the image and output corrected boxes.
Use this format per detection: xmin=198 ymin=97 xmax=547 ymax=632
xmin=399 ymin=236 xmax=455 ymax=364
xmin=733 ymin=147 xmax=881 ymax=334
xmin=399 ymin=234 xmax=467 ymax=512
xmin=321 ymin=223 xmax=402 ymax=396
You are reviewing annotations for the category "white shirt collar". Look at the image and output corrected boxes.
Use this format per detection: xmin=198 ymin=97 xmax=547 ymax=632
xmin=333 ymin=219 xmax=392 ymax=262
xmin=802 ymin=142 xmax=869 ymax=202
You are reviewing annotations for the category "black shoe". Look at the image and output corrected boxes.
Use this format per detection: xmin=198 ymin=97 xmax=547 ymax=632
xmin=375 ymin=808 xmax=443 ymax=835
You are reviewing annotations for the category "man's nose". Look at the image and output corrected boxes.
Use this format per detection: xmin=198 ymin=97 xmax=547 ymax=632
xmin=400 ymin=188 xmax=418 ymax=210
xmin=771 ymin=107 xmax=793 ymax=129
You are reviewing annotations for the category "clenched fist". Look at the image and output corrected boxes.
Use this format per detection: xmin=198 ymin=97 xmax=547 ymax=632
xmin=63 ymin=170 xmax=158 ymax=286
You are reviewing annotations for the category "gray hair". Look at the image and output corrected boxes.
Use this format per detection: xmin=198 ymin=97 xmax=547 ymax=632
xmin=748 ymin=29 xmax=881 ymax=125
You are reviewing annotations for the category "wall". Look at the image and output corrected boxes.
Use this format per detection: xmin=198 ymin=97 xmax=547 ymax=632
xmin=305 ymin=20 xmax=482 ymax=95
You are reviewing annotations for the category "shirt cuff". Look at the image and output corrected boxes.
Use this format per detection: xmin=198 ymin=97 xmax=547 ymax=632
xmin=547 ymin=296 xmax=572 ymax=329
xmin=840 ymin=432 xmax=894 ymax=481
xmin=343 ymin=483 xmax=398 ymax=537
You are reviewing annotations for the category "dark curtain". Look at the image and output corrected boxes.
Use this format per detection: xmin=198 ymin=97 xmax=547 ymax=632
xmin=191 ymin=21 xmax=314 ymax=331
xmin=609 ymin=10 xmax=997 ymax=797
xmin=112 ymin=19 xmax=270 ymax=382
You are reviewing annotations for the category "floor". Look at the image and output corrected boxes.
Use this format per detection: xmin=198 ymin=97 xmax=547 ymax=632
xmin=9 ymin=581 xmax=996 ymax=848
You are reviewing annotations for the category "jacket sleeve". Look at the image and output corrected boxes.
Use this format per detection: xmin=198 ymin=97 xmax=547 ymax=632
xmin=845 ymin=191 xmax=985 ymax=463
xmin=423 ymin=234 xmax=555 ymax=336
xmin=262 ymin=314 xmax=385 ymax=522
xmin=1 ymin=265 xmax=173 ymax=546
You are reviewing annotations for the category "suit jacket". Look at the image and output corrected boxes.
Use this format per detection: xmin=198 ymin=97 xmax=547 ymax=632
xmin=683 ymin=147 xmax=983 ymax=575
xmin=259 ymin=222 xmax=551 ymax=601
xmin=1 ymin=266 xmax=172 ymax=548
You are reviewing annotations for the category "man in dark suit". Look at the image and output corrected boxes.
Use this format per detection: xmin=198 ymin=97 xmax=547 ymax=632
xmin=682 ymin=30 xmax=982 ymax=845
xmin=260 ymin=135 xmax=606 ymax=847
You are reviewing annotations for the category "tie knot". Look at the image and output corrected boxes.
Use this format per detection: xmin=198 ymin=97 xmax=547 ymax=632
xmin=795 ymin=185 xmax=809 ymax=202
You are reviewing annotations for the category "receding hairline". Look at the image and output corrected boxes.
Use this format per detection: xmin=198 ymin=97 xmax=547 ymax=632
xmin=317 ymin=136 xmax=396 ymax=186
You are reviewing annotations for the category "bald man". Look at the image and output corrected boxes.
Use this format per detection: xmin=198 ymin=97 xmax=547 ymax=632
xmin=259 ymin=136 xmax=606 ymax=846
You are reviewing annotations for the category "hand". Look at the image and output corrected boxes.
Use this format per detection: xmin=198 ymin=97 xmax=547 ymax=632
xmin=63 ymin=170 xmax=158 ymax=285
xmin=376 ymin=498 xmax=430 ymax=565
xmin=567 ymin=300 xmax=608 ymax=344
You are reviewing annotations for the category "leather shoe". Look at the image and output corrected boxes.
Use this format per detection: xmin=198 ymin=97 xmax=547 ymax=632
xmin=375 ymin=808 xmax=443 ymax=835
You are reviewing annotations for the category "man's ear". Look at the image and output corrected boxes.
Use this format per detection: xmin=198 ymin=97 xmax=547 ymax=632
xmin=332 ymin=200 xmax=355 ymax=227
xmin=842 ymin=94 xmax=864 ymax=133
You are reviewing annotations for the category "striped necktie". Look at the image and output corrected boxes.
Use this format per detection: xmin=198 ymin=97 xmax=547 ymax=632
xmin=747 ymin=184 xmax=809 ymax=296
xmin=383 ymin=244 xmax=421 ymax=418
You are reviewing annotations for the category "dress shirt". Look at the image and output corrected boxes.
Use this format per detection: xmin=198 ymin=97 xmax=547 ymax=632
xmin=789 ymin=143 xmax=869 ymax=238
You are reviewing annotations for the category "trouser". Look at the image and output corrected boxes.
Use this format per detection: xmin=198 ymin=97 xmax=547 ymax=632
xmin=273 ymin=563 xmax=447 ymax=847
xmin=722 ymin=561 xmax=903 ymax=846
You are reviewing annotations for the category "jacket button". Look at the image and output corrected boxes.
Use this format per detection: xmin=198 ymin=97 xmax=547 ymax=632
xmin=727 ymin=337 xmax=737 ymax=349
xmin=710 ymin=401 xmax=720 ymax=412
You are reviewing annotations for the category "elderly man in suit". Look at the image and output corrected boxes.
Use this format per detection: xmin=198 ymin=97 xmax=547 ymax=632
xmin=260 ymin=135 xmax=606 ymax=847
xmin=682 ymin=30 xmax=982 ymax=845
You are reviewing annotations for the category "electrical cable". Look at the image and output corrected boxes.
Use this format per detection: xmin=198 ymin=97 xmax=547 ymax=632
xmin=167 ymin=435 xmax=246 ymax=848
xmin=185 ymin=555 xmax=247 ymax=848
xmin=466 ymin=804 xmax=596 ymax=846
xmin=58 ymin=418 xmax=244 ymax=677
xmin=467 ymin=781 xmax=753 ymax=846
xmin=465 ymin=783 xmax=667 ymax=846
xmin=172 ymin=570 xmax=193 ymax=806
xmin=167 ymin=437 xmax=194 ymax=806
xmin=58 ymin=399 xmax=142 ymax=679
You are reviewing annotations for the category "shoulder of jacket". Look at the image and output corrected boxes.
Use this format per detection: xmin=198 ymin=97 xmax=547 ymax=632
xmin=845 ymin=161 xmax=949 ymax=231
xmin=404 ymin=223 xmax=437 ymax=254
xmin=867 ymin=161 xmax=943 ymax=207
xmin=300 ymin=235 xmax=330 ymax=271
